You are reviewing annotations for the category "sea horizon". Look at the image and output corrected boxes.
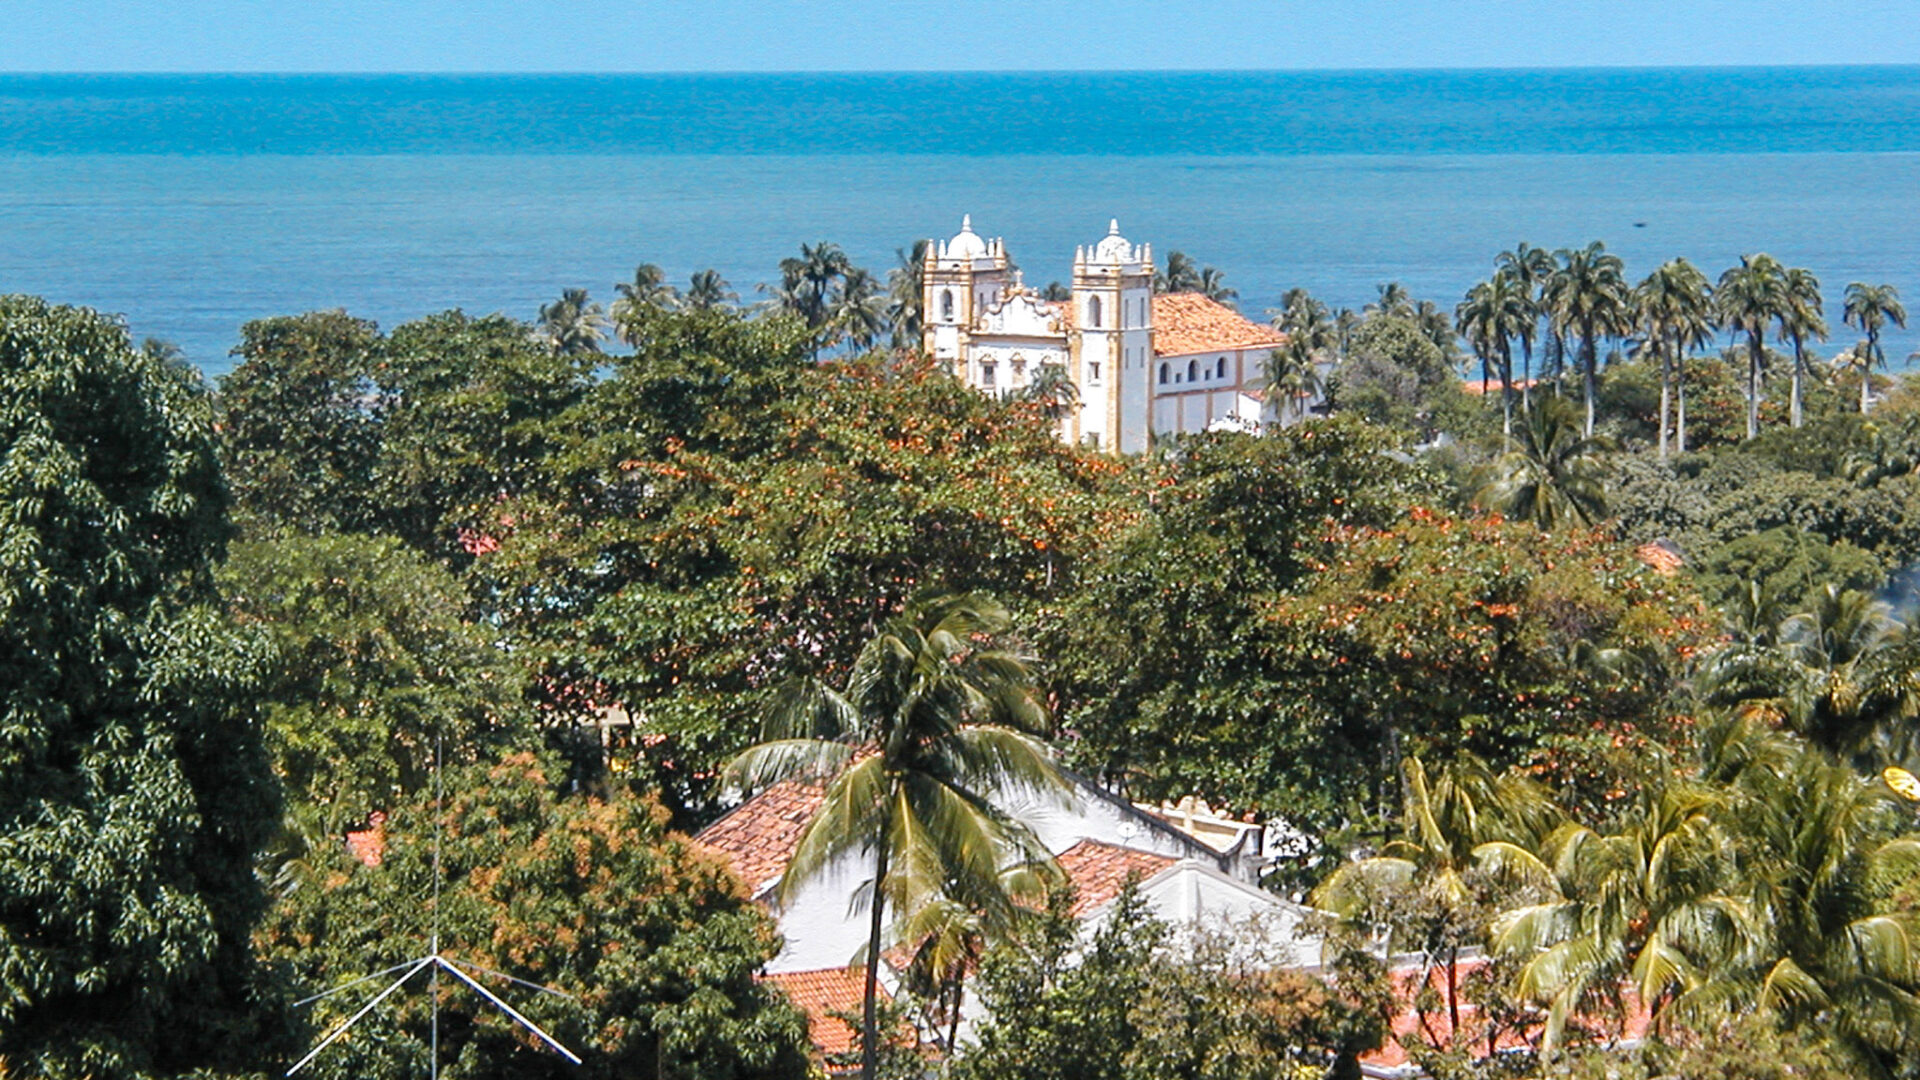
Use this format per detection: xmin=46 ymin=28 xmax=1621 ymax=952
xmin=4 ymin=67 xmax=1918 ymax=374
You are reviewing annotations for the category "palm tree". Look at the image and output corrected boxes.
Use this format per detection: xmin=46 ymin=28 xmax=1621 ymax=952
xmin=1725 ymin=746 xmax=1920 ymax=1072
xmin=1477 ymin=396 xmax=1612 ymax=530
xmin=613 ymin=263 xmax=679 ymax=318
xmin=1019 ymin=362 xmax=1079 ymax=424
xmin=1778 ymin=266 xmax=1827 ymax=429
xmin=1716 ymin=254 xmax=1789 ymax=440
xmin=1843 ymin=283 xmax=1909 ymax=414
xmin=769 ymin=241 xmax=853 ymax=329
xmin=683 ymin=268 xmax=738 ymax=311
xmin=1544 ymin=242 xmax=1631 ymax=437
xmin=1493 ymin=777 xmax=1743 ymax=1050
xmin=722 ymin=594 xmax=1069 ymax=1080
xmin=536 ymin=288 xmax=608 ymax=356
xmin=1457 ymin=274 xmax=1530 ymax=441
xmin=1414 ymin=299 xmax=1460 ymax=363
xmin=1261 ymin=339 xmax=1325 ymax=426
xmin=887 ymin=240 xmax=929 ymax=350
xmin=1497 ymin=243 xmax=1557 ymax=414
xmin=1196 ymin=266 xmax=1237 ymax=306
xmin=1366 ymin=281 xmax=1414 ymax=320
xmin=1155 ymin=251 xmax=1201 ymax=294
xmin=1314 ymin=756 xmax=1558 ymax=1043
xmin=833 ymin=266 xmax=890 ymax=350
xmin=1633 ymin=258 xmax=1715 ymax=458
xmin=1268 ymin=290 xmax=1337 ymax=423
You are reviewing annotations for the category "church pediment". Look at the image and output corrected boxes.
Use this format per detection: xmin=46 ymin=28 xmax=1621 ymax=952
xmin=975 ymin=290 xmax=1066 ymax=338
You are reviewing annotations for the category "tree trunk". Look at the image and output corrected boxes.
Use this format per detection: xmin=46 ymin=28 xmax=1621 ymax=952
xmin=1675 ymin=336 xmax=1688 ymax=453
xmin=1657 ymin=346 xmax=1672 ymax=461
xmin=1789 ymin=334 xmax=1805 ymax=428
xmin=1499 ymin=339 xmax=1515 ymax=447
xmin=1581 ymin=320 xmax=1597 ymax=437
xmin=946 ymin=975 xmax=963 ymax=1054
xmin=1521 ymin=336 xmax=1534 ymax=413
xmin=1447 ymin=946 xmax=1461 ymax=1047
xmin=1863 ymin=333 xmax=1877 ymax=414
xmin=862 ymin=834 xmax=892 ymax=1080
xmin=1747 ymin=328 xmax=1763 ymax=440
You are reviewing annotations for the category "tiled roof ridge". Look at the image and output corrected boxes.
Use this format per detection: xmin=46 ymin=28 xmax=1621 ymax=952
xmin=1152 ymin=292 xmax=1286 ymax=358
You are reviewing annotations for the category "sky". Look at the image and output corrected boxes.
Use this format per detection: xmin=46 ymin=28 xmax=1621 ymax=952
xmin=3 ymin=0 xmax=1917 ymax=72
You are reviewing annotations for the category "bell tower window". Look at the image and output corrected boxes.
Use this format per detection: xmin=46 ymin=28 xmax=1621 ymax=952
xmin=1088 ymin=295 xmax=1102 ymax=328
xmin=941 ymin=290 xmax=955 ymax=320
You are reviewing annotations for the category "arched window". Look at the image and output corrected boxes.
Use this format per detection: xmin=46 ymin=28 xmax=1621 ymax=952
xmin=1159 ymin=362 xmax=1169 ymax=385
xmin=1088 ymin=295 xmax=1102 ymax=328
xmin=1187 ymin=359 xmax=1199 ymax=382
xmin=1217 ymin=357 xmax=1227 ymax=378
xmin=941 ymin=290 xmax=954 ymax=320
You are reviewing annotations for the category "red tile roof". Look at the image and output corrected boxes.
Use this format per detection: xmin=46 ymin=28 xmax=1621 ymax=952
xmin=1055 ymin=839 xmax=1177 ymax=915
xmin=696 ymin=775 xmax=829 ymax=895
xmin=1461 ymin=377 xmax=1539 ymax=396
xmin=762 ymin=967 xmax=892 ymax=1066
xmin=1152 ymin=293 xmax=1285 ymax=358
xmin=1635 ymin=539 xmax=1686 ymax=576
xmin=1359 ymin=956 xmax=1653 ymax=1069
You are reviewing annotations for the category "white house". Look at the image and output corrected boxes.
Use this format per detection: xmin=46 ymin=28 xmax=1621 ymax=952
xmin=697 ymin=769 xmax=1321 ymax=1065
xmin=920 ymin=216 xmax=1293 ymax=452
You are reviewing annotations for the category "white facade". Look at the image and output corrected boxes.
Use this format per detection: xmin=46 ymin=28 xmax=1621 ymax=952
xmin=922 ymin=216 xmax=1289 ymax=453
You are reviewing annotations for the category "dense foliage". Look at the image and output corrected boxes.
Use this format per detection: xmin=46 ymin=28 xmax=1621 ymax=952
xmin=0 ymin=297 xmax=281 ymax=1079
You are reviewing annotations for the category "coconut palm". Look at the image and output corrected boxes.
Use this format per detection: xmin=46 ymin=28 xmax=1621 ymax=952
xmin=887 ymin=240 xmax=929 ymax=350
xmin=1493 ymin=777 xmax=1744 ymax=1050
xmin=1715 ymin=254 xmax=1789 ymax=440
xmin=1778 ymin=586 xmax=1916 ymax=770
xmin=1019 ymin=362 xmax=1079 ymax=424
xmin=1155 ymin=251 xmax=1201 ymax=294
xmin=1843 ymin=283 xmax=1909 ymax=414
xmin=1477 ymin=397 xmax=1612 ymax=530
xmin=613 ymin=262 xmax=679 ymax=318
xmin=1497 ymin=243 xmax=1557 ymax=413
xmin=722 ymin=594 xmax=1069 ymax=1080
xmin=834 ymin=265 xmax=890 ymax=350
xmin=1777 ymin=266 xmax=1828 ymax=429
xmin=768 ymin=241 xmax=853 ymax=329
xmin=1544 ymin=242 xmax=1631 ymax=437
xmin=1457 ymin=273 xmax=1531 ymax=441
xmin=1724 ymin=746 xmax=1920 ymax=1073
xmin=1314 ymin=756 xmax=1558 ymax=1042
xmin=1633 ymin=258 xmax=1716 ymax=458
xmin=1196 ymin=265 xmax=1237 ymax=306
xmin=683 ymin=268 xmax=737 ymax=311
xmin=1261 ymin=339 xmax=1325 ymax=426
xmin=1414 ymin=299 xmax=1460 ymax=363
xmin=536 ymin=287 xmax=608 ymax=356
xmin=1366 ymin=281 xmax=1414 ymax=320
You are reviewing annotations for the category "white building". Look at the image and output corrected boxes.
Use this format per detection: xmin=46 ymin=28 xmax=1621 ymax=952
xmin=921 ymin=216 xmax=1291 ymax=452
xmin=697 ymin=770 xmax=1320 ymax=1067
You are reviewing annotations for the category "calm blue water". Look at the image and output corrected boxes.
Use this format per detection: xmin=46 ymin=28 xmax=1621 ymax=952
xmin=2 ymin=70 xmax=1918 ymax=375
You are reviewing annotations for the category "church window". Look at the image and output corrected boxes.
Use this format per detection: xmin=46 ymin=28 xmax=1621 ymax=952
xmin=981 ymin=361 xmax=996 ymax=388
xmin=1089 ymin=362 xmax=1101 ymax=382
xmin=1158 ymin=362 xmax=1169 ymax=385
xmin=941 ymin=290 xmax=954 ymax=320
xmin=1088 ymin=296 xmax=1102 ymax=328
xmin=1217 ymin=357 xmax=1228 ymax=379
xmin=1187 ymin=359 xmax=1198 ymax=382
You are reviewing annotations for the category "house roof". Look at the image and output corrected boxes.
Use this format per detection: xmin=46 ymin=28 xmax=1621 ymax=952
xmin=1055 ymin=839 xmax=1177 ymax=915
xmin=761 ymin=967 xmax=891 ymax=1066
xmin=1152 ymin=293 xmax=1285 ymax=358
xmin=696 ymin=775 xmax=828 ymax=895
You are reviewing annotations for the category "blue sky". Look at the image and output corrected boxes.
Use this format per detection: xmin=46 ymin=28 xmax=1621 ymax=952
xmin=4 ymin=0 xmax=1917 ymax=72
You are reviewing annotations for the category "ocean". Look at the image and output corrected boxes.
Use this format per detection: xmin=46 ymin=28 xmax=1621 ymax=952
xmin=2 ymin=69 xmax=1918 ymax=377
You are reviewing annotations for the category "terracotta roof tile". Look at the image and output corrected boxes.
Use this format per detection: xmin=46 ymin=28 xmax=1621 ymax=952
xmin=1635 ymin=539 xmax=1686 ymax=576
xmin=1152 ymin=293 xmax=1285 ymax=358
xmin=1056 ymin=839 xmax=1177 ymax=916
xmin=762 ymin=967 xmax=891 ymax=1066
xmin=695 ymin=776 xmax=828 ymax=895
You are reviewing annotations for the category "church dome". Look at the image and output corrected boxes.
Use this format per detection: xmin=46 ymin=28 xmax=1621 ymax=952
xmin=946 ymin=214 xmax=989 ymax=260
xmin=1091 ymin=219 xmax=1135 ymax=264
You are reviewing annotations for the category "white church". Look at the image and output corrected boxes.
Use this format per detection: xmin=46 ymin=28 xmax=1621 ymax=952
xmin=922 ymin=216 xmax=1290 ymax=452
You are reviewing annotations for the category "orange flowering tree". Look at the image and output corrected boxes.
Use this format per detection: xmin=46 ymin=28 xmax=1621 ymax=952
xmin=259 ymin=753 xmax=811 ymax=1080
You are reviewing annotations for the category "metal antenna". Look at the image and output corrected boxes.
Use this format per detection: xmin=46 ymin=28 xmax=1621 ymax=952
xmin=287 ymin=728 xmax=581 ymax=1076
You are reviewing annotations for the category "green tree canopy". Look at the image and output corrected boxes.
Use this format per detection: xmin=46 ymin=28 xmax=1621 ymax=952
xmin=0 ymin=295 xmax=282 ymax=1078
xmin=260 ymin=753 xmax=811 ymax=1080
